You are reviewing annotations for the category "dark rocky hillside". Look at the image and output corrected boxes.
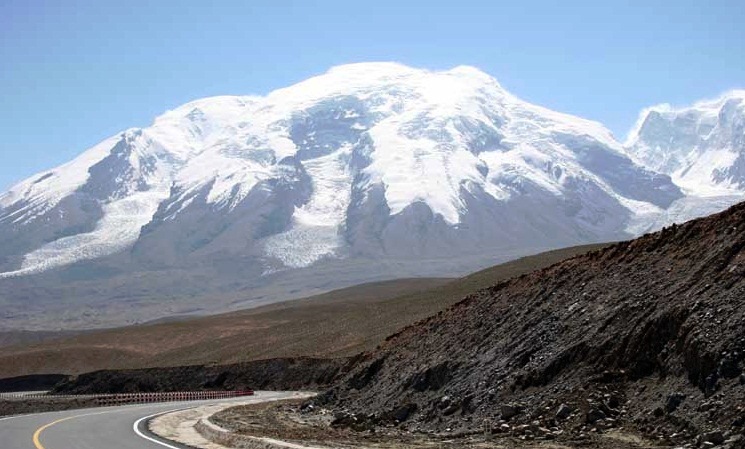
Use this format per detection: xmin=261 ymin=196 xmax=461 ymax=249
xmin=318 ymin=202 xmax=745 ymax=448
xmin=53 ymin=357 xmax=353 ymax=394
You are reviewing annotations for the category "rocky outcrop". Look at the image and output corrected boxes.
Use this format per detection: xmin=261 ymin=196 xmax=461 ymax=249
xmin=318 ymin=202 xmax=745 ymax=447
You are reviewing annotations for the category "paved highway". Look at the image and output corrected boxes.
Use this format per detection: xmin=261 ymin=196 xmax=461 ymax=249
xmin=0 ymin=391 xmax=299 ymax=449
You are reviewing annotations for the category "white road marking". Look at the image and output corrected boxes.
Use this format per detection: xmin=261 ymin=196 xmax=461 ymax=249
xmin=0 ymin=415 xmax=25 ymax=421
xmin=0 ymin=407 xmax=111 ymax=422
xmin=133 ymin=407 xmax=197 ymax=449
xmin=0 ymin=400 xmax=181 ymax=422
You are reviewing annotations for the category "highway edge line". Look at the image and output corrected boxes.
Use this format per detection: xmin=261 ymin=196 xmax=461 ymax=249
xmin=28 ymin=405 xmax=194 ymax=449
xmin=133 ymin=406 xmax=198 ymax=449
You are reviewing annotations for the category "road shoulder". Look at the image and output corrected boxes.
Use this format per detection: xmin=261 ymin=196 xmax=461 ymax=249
xmin=148 ymin=392 xmax=317 ymax=449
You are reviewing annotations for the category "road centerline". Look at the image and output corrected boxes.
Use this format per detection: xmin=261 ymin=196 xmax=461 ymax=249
xmin=30 ymin=405 xmax=172 ymax=449
xmin=33 ymin=416 xmax=76 ymax=449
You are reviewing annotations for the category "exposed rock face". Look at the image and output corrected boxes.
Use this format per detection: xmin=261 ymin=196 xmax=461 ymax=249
xmin=319 ymin=202 xmax=745 ymax=446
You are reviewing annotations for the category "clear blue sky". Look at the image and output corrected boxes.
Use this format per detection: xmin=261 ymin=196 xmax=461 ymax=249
xmin=1 ymin=0 xmax=743 ymax=191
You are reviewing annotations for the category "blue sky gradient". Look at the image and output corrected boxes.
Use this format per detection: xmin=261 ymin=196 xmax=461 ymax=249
xmin=1 ymin=0 xmax=743 ymax=190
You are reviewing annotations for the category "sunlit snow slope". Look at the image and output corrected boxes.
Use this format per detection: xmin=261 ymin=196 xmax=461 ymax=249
xmin=0 ymin=63 xmax=741 ymax=328
xmin=626 ymin=91 xmax=745 ymax=195
xmin=622 ymin=91 xmax=745 ymax=232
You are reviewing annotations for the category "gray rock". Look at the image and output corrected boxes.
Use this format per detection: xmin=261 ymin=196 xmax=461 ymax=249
xmin=500 ymin=404 xmax=522 ymax=420
xmin=586 ymin=408 xmax=607 ymax=424
xmin=701 ymin=430 xmax=725 ymax=445
xmin=442 ymin=403 xmax=460 ymax=416
xmin=665 ymin=392 xmax=686 ymax=413
xmin=438 ymin=395 xmax=451 ymax=409
xmin=606 ymin=393 xmax=622 ymax=409
xmin=556 ymin=403 xmax=573 ymax=420
xmin=390 ymin=403 xmax=417 ymax=422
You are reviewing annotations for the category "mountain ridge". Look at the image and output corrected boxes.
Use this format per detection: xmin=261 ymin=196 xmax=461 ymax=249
xmin=625 ymin=89 xmax=745 ymax=195
xmin=0 ymin=63 xmax=742 ymax=329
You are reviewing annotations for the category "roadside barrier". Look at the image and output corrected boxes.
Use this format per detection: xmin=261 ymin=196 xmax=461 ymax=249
xmin=0 ymin=390 xmax=254 ymax=405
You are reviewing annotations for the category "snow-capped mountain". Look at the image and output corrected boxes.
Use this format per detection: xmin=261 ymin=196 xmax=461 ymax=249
xmin=621 ymin=91 xmax=745 ymax=234
xmin=0 ymin=63 xmax=739 ymax=329
xmin=625 ymin=90 xmax=745 ymax=195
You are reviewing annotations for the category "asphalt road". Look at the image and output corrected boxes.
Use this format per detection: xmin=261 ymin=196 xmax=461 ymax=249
xmin=0 ymin=391 xmax=300 ymax=449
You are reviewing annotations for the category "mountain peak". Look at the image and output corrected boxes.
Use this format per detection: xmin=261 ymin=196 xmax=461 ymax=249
xmin=695 ymin=89 xmax=745 ymax=107
xmin=625 ymin=89 xmax=745 ymax=194
xmin=322 ymin=62 xmax=500 ymax=85
xmin=325 ymin=61 xmax=421 ymax=77
xmin=447 ymin=64 xmax=499 ymax=81
xmin=627 ymin=89 xmax=745 ymax=144
xmin=0 ymin=64 xmax=740 ymax=330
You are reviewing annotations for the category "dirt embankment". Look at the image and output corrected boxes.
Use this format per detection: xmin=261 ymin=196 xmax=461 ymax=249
xmin=0 ymin=374 xmax=68 ymax=392
xmin=311 ymin=202 xmax=745 ymax=448
xmin=53 ymin=357 xmax=354 ymax=394
xmin=212 ymin=398 xmax=660 ymax=448
xmin=0 ymin=397 xmax=98 ymax=418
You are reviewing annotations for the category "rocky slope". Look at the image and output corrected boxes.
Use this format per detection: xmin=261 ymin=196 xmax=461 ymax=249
xmin=318 ymin=202 xmax=745 ymax=448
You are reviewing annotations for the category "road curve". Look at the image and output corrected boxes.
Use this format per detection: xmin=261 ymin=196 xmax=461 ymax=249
xmin=0 ymin=391 xmax=301 ymax=449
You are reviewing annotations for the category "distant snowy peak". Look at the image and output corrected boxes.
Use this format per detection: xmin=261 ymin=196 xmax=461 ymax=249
xmin=625 ymin=90 xmax=745 ymax=194
xmin=0 ymin=62 xmax=734 ymax=280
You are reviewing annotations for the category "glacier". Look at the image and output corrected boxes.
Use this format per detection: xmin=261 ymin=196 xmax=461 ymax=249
xmin=0 ymin=62 xmax=742 ymax=329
